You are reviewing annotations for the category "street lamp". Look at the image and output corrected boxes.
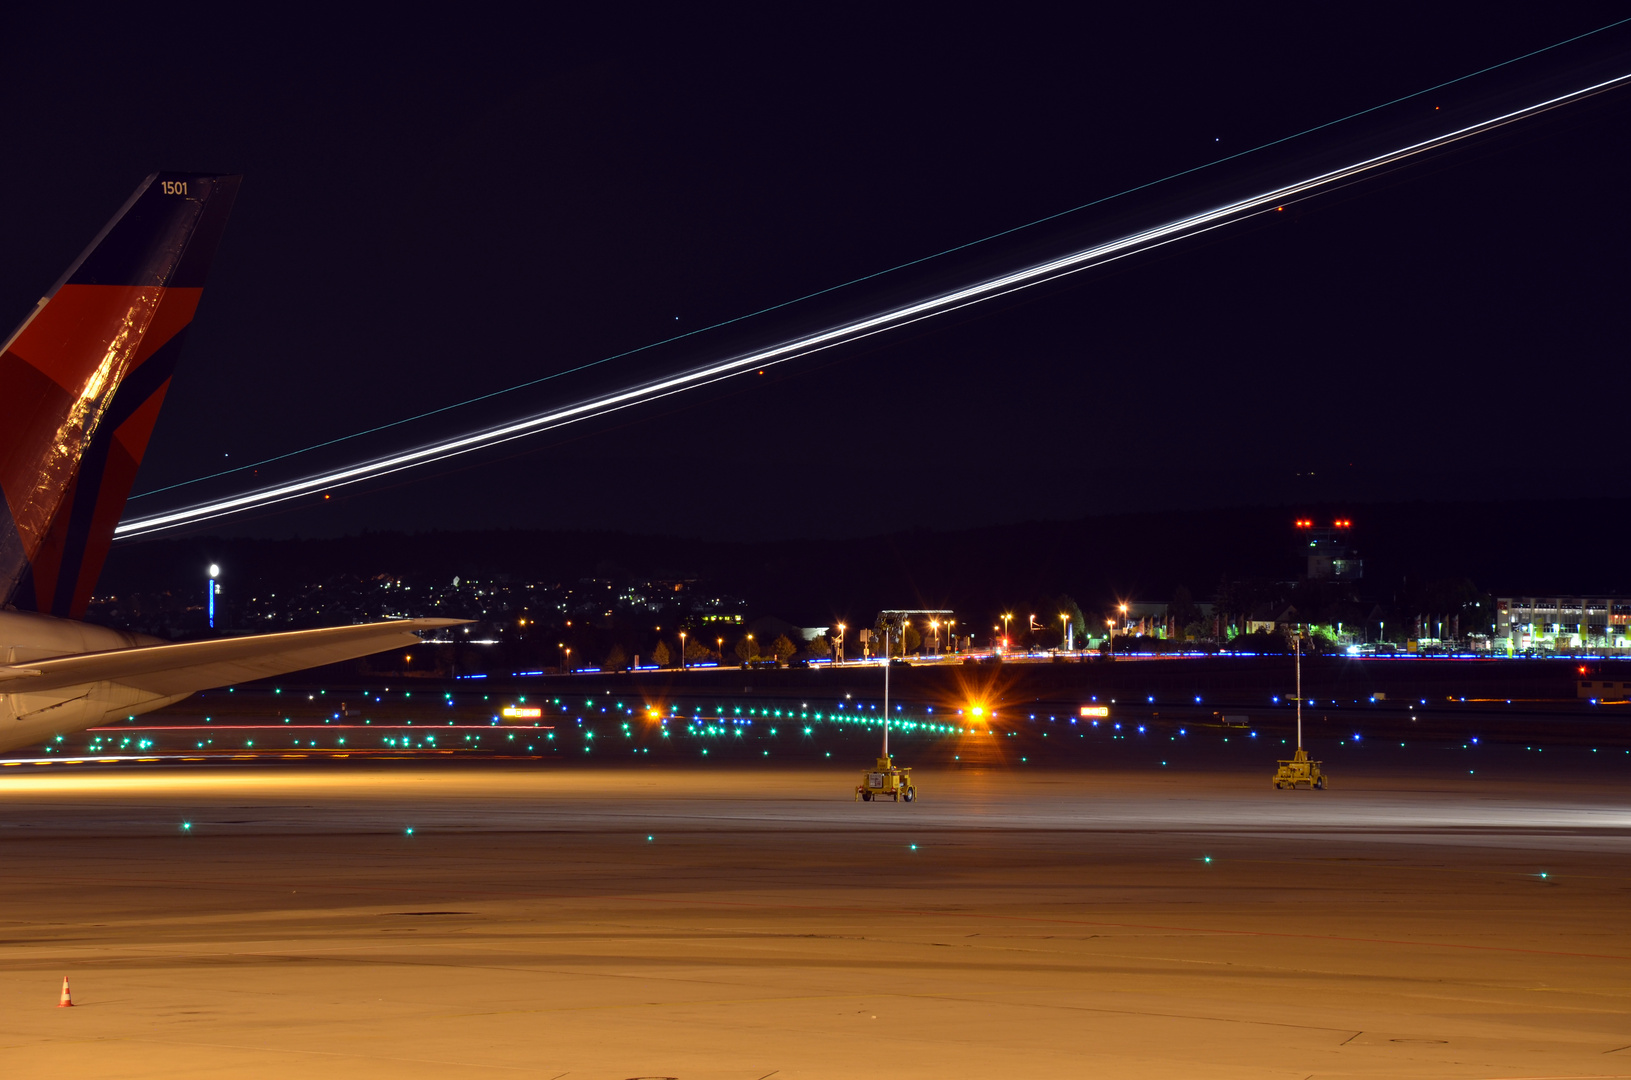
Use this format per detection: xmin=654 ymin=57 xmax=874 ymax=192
xmin=948 ymin=619 xmax=956 ymax=653
xmin=1060 ymin=612 xmax=1071 ymax=652
xmin=207 ymin=563 xmax=220 ymax=630
xmin=559 ymin=644 xmax=571 ymax=673
xmin=679 ymin=630 xmax=687 ymax=671
xmin=835 ymin=623 xmax=846 ymax=664
xmin=929 ymin=619 xmax=939 ymax=654
xmin=1002 ymin=612 xmax=1013 ymax=645
xmin=717 ymin=636 xmax=724 ymax=663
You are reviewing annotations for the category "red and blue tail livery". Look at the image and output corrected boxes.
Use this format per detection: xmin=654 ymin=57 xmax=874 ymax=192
xmin=0 ymin=172 xmax=240 ymax=617
xmin=0 ymin=174 xmax=464 ymax=756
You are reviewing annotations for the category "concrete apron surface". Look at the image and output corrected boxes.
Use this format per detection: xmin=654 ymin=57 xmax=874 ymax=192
xmin=1 ymin=766 xmax=1629 ymax=1079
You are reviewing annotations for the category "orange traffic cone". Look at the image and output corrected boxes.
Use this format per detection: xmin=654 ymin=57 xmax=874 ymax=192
xmin=58 ymin=976 xmax=73 ymax=1007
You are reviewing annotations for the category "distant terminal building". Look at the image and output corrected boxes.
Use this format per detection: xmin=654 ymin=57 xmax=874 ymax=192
xmin=1496 ymin=597 xmax=1631 ymax=653
xmin=1121 ymin=601 xmax=1216 ymax=640
xmin=1294 ymin=518 xmax=1362 ymax=581
xmin=877 ymin=609 xmax=957 ymax=652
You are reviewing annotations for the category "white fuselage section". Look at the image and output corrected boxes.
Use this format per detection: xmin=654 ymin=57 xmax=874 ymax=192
xmin=0 ymin=609 xmax=181 ymax=752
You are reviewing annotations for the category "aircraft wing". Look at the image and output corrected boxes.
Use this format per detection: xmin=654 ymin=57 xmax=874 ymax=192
xmin=0 ymin=619 xmax=465 ymax=697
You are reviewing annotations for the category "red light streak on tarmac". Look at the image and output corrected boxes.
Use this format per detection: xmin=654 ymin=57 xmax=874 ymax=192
xmin=85 ymin=724 xmax=555 ymax=733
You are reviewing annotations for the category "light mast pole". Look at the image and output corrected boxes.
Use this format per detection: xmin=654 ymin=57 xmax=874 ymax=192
xmin=882 ymin=624 xmax=890 ymax=760
xmin=1294 ymin=625 xmax=1303 ymax=750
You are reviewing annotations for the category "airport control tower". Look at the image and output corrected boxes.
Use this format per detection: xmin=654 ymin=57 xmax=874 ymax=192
xmin=1294 ymin=518 xmax=1362 ymax=581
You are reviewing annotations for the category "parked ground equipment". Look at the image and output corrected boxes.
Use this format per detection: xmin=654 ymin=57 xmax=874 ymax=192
xmin=854 ymin=620 xmax=919 ymax=803
xmin=857 ymin=755 xmax=917 ymax=802
xmin=1273 ymin=747 xmax=1328 ymax=789
xmin=1273 ymin=626 xmax=1330 ymax=791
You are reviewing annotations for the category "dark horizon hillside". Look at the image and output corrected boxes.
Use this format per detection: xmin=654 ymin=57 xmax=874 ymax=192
xmin=95 ymin=497 xmax=1630 ymax=625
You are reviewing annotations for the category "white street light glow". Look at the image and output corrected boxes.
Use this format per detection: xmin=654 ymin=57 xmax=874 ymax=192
xmin=115 ymin=70 xmax=1631 ymax=538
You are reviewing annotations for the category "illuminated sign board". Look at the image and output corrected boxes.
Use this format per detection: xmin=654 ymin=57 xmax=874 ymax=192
xmin=501 ymin=706 xmax=542 ymax=719
xmin=1079 ymin=706 xmax=1110 ymax=718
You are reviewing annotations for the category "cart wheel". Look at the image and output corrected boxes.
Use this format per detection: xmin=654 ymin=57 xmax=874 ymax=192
xmin=903 ymin=787 xmax=916 ymax=802
xmin=1314 ymin=776 xmax=1326 ymax=790
xmin=861 ymin=790 xmax=872 ymax=801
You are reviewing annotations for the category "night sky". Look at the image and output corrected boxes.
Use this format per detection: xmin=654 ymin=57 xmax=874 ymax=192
xmin=4 ymin=9 xmax=1629 ymax=542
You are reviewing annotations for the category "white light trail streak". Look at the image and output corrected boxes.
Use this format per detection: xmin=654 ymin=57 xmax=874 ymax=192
xmin=116 ymin=71 xmax=1631 ymax=537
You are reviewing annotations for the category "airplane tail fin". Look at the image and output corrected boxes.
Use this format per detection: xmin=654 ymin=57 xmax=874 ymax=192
xmin=0 ymin=172 xmax=241 ymax=617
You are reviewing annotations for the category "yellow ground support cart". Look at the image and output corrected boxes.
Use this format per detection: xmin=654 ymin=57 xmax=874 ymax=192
xmin=1273 ymin=747 xmax=1327 ymax=790
xmin=854 ymin=622 xmax=919 ymax=803
xmin=1271 ymin=629 xmax=1329 ymax=791
xmin=856 ymin=756 xmax=917 ymax=802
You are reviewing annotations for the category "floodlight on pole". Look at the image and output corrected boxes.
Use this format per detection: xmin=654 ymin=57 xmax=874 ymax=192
xmin=1295 ymin=625 xmax=1304 ymax=751
xmin=882 ymin=625 xmax=890 ymax=759
xmin=206 ymin=564 xmax=220 ymax=629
